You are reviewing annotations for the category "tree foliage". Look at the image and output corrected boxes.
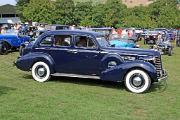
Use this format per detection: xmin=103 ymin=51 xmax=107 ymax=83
xmin=22 ymin=0 xmax=55 ymax=24
xmin=16 ymin=0 xmax=180 ymax=28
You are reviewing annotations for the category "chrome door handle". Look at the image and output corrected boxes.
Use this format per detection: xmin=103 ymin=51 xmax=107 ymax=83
xmin=67 ymin=50 xmax=78 ymax=54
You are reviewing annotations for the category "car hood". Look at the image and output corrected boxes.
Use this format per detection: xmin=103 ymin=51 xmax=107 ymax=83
xmin=102 ymin=47 xmax=160 ymax=57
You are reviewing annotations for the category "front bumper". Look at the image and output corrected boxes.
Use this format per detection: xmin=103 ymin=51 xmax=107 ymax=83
xmin=158 ymin=69 xmax=168 ymax=82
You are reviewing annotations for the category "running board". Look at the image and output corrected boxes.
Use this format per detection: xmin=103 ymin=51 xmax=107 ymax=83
xmin=51 ymin=73 xmax=100 ymax=79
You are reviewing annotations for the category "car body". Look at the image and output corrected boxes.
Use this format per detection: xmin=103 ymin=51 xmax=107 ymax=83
xmin=167 ymin=30 xmax=175 ymax=41
xmin=89 ymin=27 xmax=113 ymax=40
xmin=19 ymin=30 xmax=47 ymax=55
xmin=153 ymin=40 xmax=173 ymax=56
xmin=15 ymin=30 xmax=167 ymax=93
xmin=154 ymin=28 xmax=168 ymax=32
xmin=45 ymin=24 xmax=70 ymax=30
xmin=176 ymin=28 xmax=180 ymax=47
xmin=0 ymin=29 xmax=30 ymax=54
xmin=142 ymin=31 xmax=159 ymax=45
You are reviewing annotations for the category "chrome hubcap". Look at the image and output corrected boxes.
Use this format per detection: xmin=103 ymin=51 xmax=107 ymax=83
xmin=36 ymin=66 xmax=47 ymax=78
xmin=132 ymin=76 xmax=142 ymax=87
xmin=130 ymin=73 xmax=145 ymax=89
xmin=38 ymin=68 xmax=45 ymax=77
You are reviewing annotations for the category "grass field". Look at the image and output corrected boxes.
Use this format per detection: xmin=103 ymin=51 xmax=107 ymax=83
xmin=0 ymin=44 xmax=180 ymax=120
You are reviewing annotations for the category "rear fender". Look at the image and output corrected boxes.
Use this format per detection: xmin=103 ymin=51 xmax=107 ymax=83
xmin=100 ymin=61 xmax=157 ymax=82
xmin=16 ymin=52 xmax=55 ymax=73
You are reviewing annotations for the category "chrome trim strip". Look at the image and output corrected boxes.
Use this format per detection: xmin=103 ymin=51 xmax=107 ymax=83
xmin=52 ymin=73 xmax=100 ymax=79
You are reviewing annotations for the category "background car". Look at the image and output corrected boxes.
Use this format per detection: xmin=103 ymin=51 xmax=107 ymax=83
xmin=89 ymin=27 xmax=113 ymax=40
xmin=176 ymin=28 xmax=180 ymax=47
xmin=0 ymin=29 xmax=30 ymax=55
xmin=155 ymin=40 xmax=173 ymax=56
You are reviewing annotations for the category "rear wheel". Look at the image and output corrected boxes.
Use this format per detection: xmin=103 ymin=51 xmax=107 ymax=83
xmin=125 ymin=69 xmax=151 ymax=93
xmin=0 ymin=42 xmax=9 ymax=55
xmin=32 ymin=62 xmax=51 ymax=82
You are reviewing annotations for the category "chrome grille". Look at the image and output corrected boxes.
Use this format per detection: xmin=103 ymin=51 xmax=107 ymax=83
xmin=155 ymin=57 xmax=162 ymax=78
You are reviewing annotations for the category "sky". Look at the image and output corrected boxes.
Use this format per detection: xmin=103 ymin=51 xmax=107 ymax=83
xmin=0 ymin=0 xmax=17 ymax=6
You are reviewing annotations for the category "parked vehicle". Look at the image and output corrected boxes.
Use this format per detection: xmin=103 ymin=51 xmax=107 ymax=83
xmin=176 ymin=28 xmax=180 ymax=47
xmin=15 ymin=30 xmax=167 ymax=93
xmin=19 ymin=30 xmax=47 ymax=56
xmin=89 ymin=27 xmax=113 ymax=40
xmin=0 ymin=29 xmax=30 ymax=55
xmin=167 ymin=30 xmax=175 ymax=41
xmin=142 ymin=31 xmax=159 ymax=45
xmin=45 ymin=24 xmax=69 ymax=30
xmin=154 ymin=28 xmax=168 ymax=32
xmin=153 ymin=40 xmax=173 ymax=56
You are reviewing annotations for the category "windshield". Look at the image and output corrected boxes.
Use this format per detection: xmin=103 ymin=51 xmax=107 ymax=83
xmin=96 ymin=37 xmax=111 ymax=48
xmin=3 ymin=29 xmax=18 ymax=35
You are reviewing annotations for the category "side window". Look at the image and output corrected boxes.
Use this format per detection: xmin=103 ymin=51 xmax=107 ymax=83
xmin=75 ymin=36 xmax=96 ymax=49
xmin=40 ymin=36 xmax=53 ymax=46
xmin=54 ymin=35 xmax=71 ymax=47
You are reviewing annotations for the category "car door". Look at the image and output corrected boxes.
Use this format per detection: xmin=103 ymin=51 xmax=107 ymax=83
xmin=71 ymin=35 xmax=102 ymax=75
xmin=48 ymin=34 xmax=79 ymax=73
xmin=34 ymin=34 xmax=76 ymax=73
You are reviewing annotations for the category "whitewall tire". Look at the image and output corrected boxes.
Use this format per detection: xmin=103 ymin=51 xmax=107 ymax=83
xmin=32 ymin=62 xmax=51 ymax=82
xmin=125 ymin=69 xmax=151 ymax=93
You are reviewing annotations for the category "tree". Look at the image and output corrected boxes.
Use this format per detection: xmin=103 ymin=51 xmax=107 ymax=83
xmin=73 ymin=1 xmax=93 ymax=25
xmin=16 ymin=0 xmax=30 ymax=21
xmin=54 ymin=0 xmax=75 ymax=25
xmin=103 ymin=0 xmax=127 ymax=27
xmin=149 ymin=0 xmax=180 ymax=28
xmin=123 ymin=6 xmax=156 ymax=28
xmin=22 ymin=0 xmax=55 ymax=23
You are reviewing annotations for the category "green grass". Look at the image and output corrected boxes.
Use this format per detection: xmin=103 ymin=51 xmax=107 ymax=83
xmin=0 ymin=45 xmax=180 ymax=120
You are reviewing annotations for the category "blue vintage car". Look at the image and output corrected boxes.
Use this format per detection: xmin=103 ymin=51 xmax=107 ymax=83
xmin=0 ymin=29 xmax=30 ymax=54
xmin=15 ymin=30 xmax=167 ymax=93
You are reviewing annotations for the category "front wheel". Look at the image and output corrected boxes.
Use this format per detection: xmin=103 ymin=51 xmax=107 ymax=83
xmin=0 ymin=42 xmax=9 ymax=55
xmin=32 ymin=62 xmax=51 ymax=82
xmin=125 ymin=69 xmax=151 ymax=93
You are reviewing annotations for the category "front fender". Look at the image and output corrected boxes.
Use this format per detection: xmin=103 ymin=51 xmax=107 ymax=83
xmin=100 ymin=53 xmax=124 ymax=71
xmin=15 ymin=52 xmax=55 ymax=73
xmin=100 ymin=61 xmax=157 ymax=82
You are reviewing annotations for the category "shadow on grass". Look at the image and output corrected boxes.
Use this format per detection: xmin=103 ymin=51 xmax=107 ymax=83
xmin=52 ymin=76 xmax=125 ymax=90
xmin=23 ymin=74 xmax=168 ymax=93
xmin=0 ymin=86 xmax=16 ymax=96
xmin=149 ymin=80 xmax=168 ymax=93
xmin=22 ymin=74 xmax=125 ymax=90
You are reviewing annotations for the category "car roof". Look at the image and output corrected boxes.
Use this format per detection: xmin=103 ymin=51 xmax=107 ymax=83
xmin=90 ymin=27 xmax=113 ymax=30
xmin=44 ymin=30 xmax=103 ymax=37
xmin=50 ymin=24 xmax=69 ymax=27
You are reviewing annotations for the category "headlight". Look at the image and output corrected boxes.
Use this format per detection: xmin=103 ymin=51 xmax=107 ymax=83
xmin=143 ymin=56 xmax=156 ymax=64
